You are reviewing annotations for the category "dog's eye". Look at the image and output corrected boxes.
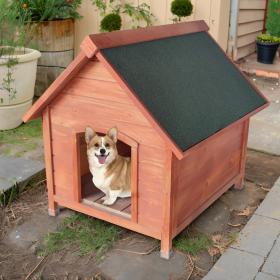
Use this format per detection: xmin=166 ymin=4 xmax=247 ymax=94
xmin=105 ymin=143 xmax=110 ymax=148
xmin=94 ymin=143 xmax=99 ymax=147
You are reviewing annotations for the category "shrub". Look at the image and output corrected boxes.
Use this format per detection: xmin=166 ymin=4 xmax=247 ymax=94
xmin=266 ymin=0 xmax=280 ymax=37
xmin=171 ymin=0 xmax=193 ymax=21
xmin=257 ymin=34 xmax=280 ymax=43
xmin=100 ymin=13 xmax=122 ymax=32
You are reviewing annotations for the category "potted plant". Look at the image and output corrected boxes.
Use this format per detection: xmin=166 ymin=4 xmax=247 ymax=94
xmin=170 ymin=0 xmax=193 ymax=23
xmin=0 ymin=0 xmax=41 ymax=130
xmin=256 ymin=34 xmax=280 ymax=64
xmin=92 ymin=0 xmax=156 ymax=32
xmin=12 ymin=0 xmax=83 ymax=97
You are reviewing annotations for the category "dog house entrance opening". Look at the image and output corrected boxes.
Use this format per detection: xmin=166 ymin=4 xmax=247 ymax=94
xmin=78 ymin=132 xmax=132 ymax=219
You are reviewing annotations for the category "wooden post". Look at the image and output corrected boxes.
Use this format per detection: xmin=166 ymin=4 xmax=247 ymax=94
xmin=131 ymin=147 xmax=138 ymax=223
xmin=262 ymin=0 xmax=269 ymax=34
xmin=160 ymin=145 xmax=173 ymax=259
xmin=235 ymin=118 xmax=250 ymax=190
xmin=43 ymin=106 xmax=59 ymax=216
xmin=72 ymin=133 xmax=82 ymax=202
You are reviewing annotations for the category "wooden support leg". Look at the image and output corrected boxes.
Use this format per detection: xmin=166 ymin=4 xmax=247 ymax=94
xmin=235 ymin=119 xmax=250 ymax=191
xmin=48 ymin=201 xmax=60 ymax=216
xmin=160 ymin=239 xmax=173 ymax=260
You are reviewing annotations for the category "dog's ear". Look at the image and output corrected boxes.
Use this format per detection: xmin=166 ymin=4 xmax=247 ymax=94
xmin=107 ymin=126 xmax=118 ymax=143
xmin=85 ymin=126 xmax=96 ymax=144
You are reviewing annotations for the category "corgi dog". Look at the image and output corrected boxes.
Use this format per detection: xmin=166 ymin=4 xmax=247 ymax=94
xmin=85 ymin=126 xmax=131 ymax=205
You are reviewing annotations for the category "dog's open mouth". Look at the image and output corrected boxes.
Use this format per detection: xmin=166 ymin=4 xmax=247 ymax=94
xmin=95 ymin=153 xmax=109 ymax=164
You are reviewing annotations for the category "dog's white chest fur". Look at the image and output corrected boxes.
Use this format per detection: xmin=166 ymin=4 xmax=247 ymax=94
xmin=90 ymin=165 xmax=113 ymax=192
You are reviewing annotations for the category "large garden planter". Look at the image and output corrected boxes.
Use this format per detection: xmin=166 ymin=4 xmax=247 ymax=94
xmin=34 ymin=19 xmax=75 ymax=96
xmin=256 ymin=40 xmax=279 ymax=64
xmin=0 ymin=47 xmax=41 ymax=130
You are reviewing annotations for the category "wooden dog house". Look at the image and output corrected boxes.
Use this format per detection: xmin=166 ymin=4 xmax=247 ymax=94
xmin=22 ymin=21 xmax=269 ymax=259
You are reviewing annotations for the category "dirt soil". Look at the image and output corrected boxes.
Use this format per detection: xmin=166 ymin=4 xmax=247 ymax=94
xmin=0 ymin=150 xmax=280 ymax=280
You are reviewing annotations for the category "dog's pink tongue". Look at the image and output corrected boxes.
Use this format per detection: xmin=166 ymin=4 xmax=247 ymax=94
xmin=98 ymin=156 xmax=106 ymax=164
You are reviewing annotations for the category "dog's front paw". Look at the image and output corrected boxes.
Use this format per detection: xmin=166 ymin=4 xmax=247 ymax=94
xmin=102 ymin=199 xmax=114 ymax=206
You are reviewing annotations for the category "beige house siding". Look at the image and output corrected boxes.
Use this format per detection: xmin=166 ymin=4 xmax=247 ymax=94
xmin=74 ymin=0 xmax=231 ymax=58
xmin=236 ymin=0 xmax=266 ymax=60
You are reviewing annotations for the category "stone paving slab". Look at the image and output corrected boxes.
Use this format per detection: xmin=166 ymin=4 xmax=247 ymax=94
xmin=262 ymin=236 xmax=280 ymax=277
xmin=203 ymin=248 xmax=264 ymax=280
xmin=255 ymin=272 xmax=280 ymax=280
xmin=0 ymin=154 xmax=45 ymax=192
xmin=230 ymin=214 xmax=280 ymax=257
xmin=255 ymin=184 xmax=280 ymax=221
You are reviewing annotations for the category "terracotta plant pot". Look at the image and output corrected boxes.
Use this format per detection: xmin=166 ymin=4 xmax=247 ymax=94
xmin=0 ymin=47 xmax=41 ymax=130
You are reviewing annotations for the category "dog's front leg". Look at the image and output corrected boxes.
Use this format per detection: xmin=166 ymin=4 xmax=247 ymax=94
xmin=102 ymin=189 xmax=122 ymax=205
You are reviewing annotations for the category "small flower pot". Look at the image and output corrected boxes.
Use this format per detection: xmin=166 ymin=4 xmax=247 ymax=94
xmin=256 ymin=40 xmax=279 ymax=64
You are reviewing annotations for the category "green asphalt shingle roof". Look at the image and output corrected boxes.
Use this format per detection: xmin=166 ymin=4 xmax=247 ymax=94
xmin=102 ymin=31 xmax=267 ymax=151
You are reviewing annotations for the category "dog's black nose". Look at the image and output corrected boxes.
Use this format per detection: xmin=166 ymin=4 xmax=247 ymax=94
xmin=100 ymin=149 xmax=106 ymax=155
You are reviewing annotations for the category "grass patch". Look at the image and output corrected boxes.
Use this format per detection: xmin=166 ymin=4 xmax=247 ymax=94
xmin=38 ymin=212 xmax=122 ymax=260
xmin=173 ymin=232 xmax=213 ymax=257
xmin=0 ymin=118 xmax=43 ymax=145
xmin=0 ymin=119 xmax=43 ymax=157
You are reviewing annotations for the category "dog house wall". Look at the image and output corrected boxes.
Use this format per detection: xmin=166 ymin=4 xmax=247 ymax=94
xmin=49 ymin=58 xmax=165 ymax=231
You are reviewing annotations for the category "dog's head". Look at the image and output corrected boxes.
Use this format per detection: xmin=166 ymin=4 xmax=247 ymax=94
xmin=85 ymin=126 xmax=118 ymax=166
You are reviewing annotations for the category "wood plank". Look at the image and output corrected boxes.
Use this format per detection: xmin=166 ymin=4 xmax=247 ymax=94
xmin=122 ymin=205 xmax=131 ymax=215
xmin=239 ymin=0 xmax=266 ymax=10
xmin=138 ymin=197 xmax=162 ymax=221
xmin=131 ymin=147 xmax=138 ymax=223
xmin=23 ymin=51 xmax=89 ymax=122
xmin=179 ymin=136 xmax=243 ymax=186
xmin=51 ymin=93 xmax=152 ymax=127
xmin=87 ymin=21 xmax=209 ymax=50
xmin=138 ymin=214 xmax=162 ymax=231
xmin=55 ymin=186 xmax=74 ymax=200
xmin=53 ymin=171 xmax=73 ymax=190
xmin=238 ymin=10 xmax=265 ymax=24
xmin=81 ymin=180 xmax=94 ymax=197
xmin=54 ymin=195 xmax=162 ymax=239
xmin=50 ymin=112 xmax=165 ymax=150
xmin=42 ymin=106 xmax=58 ymax=212
xmin=138 ymin=162 xmax=164 ymax=185
xmin=52 ymin=139 xmax=71 ymax=159
xmin=94 ymin=197 xmax=131 ymax=212
xmin=171 ymin=153 xmax=179 ymax=239
xmin=81 ymin=172 xmax=92 ymax=185
xmin=80 ymin=35 xmax=98 ymax=58
xmin=237 ymin=31 xmax=262 ymax=48
xmin=161 ymin=145 xmax=173 ymax=258
xmin=176 ymin=174 xmax=239 ymax=236
xmin=83 ymin=187 xmax=105 ymax=202
xmin=51 ymin=124 xmax=71 ymax=141
xmin=138 ymin=180 xmax=163 ymax=204
xmin=72 ymin=133 xmax=82 ymax=203
xmin=138 ymin=144 xmax=165 ymax=168
xmin=77 ymin=61 xmax=116 ymax=82
xmin=236 ymin=42 xmax=256 ymax=60
xmin=182 ymin=122 xmax=243 ymax=161
xmin=238 ymin=20 xmax=264 ymax=36
xmin=177 ymin=160 xmax=240 ymax=225
xmin=95 ymin=51 xmax=184 ymax=160
xmin=63 ymin=77 xmax=134 ymax=105
xmin=38 ymin=50 xmax=74 ymax=67
xmin=53 ymin=155 xmax=73 ymax=175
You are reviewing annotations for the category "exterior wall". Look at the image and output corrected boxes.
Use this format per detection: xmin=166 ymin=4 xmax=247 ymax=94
xmin=173 ymin=121 xmax=245 ymax=233
xmin=49 ymin=59 xmax=165 ymax=231
xmin=229 ymin=0 xmax=267 ymax=61
xmin=74 ymin=0 xmax=231 ymax=57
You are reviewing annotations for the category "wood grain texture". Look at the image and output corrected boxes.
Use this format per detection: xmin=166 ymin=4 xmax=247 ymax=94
xmin=55 ymin=186 xmax=74 ymax=200
xmin=63 ymin=77 xmax=134 ymax=105
xmin=176 ymin=174 xmax=239 ymax=235
xmin=138 ymin=214 xmax=162 ymax=231
xmin=42 ymin=106 xmax=58 ymax=211
xmin=161 ymin=145 xmax=173 ymax=257
xmin=131 ymin=147 xmax=138 ymax=223
xmin=23 ymin=51 xmax=89 ymax=122
xmin=77 ymin=61 xmax=115 ymax=82
xmin=53 ymin=171 xmax=73 ymax=190
xmin=80 ymin=35 xmax=98 ymax=58
xmin=54 ymin=195 xmax=162 ymax=240
xmin=51 ymin=92 xmax=152 ymax=127
xmin=88 ymin=21 xmax=209 ymax=50
xmin=238 ymin=119 xmax=250 ymax=185
xmin=72 ymin=133 xmax=82 ymax=203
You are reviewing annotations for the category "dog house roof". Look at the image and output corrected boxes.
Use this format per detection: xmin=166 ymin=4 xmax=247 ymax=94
xmin=23 ymin=21 xmax=269 ymax=160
